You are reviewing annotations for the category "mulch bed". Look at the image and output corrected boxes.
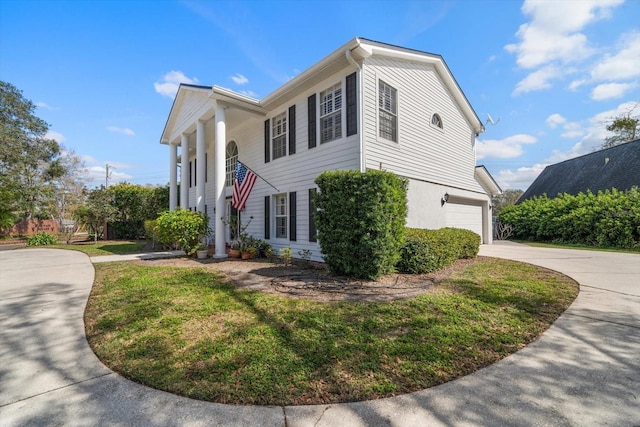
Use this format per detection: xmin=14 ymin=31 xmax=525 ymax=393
xmin=136 ymin=256 xmax=481 ymax=303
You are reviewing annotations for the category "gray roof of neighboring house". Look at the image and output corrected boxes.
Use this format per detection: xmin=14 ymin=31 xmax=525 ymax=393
xmin=519 ymin=139 xmax=640 ymax=202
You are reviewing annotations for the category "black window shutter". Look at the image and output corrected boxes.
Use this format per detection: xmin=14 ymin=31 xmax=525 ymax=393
xmin=194 ymin=159 xmax=197 ymax=186
xmin=264 ymin=119 xmax=270 ymax=163
xmin=346 ymin=72 xmax=357 ymax=136
xmin=189 ymin=161 xmax=192 ymax=187
xmin=288 ymin=104 xmax=296 ymax=155
xmin=309 ymin=188 xmax=317 ymax=242
xmin=307 ymin=94 xmax=316 ymax=149
xmin=205 ymin=153 xmax=208 ymax=182
xmin=289 ymin=191 xmax=297 ymax=241
xmin=264 ymin=196 xmax=270 ymax=239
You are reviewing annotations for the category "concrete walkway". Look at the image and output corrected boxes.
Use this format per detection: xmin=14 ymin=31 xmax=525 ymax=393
xmin=0 ymin=244 xmax=638 ymax=426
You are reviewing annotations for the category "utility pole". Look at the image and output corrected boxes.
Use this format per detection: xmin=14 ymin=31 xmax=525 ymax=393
xmin=105 ymin=163 xmax=115 ymax=188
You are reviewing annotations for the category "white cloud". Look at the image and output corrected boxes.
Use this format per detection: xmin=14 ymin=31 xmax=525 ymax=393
xmin=476 ymin=134 xmax=537 ymax=160
xmin=496 ymin=163 xmax=548 ymax=190
xmin=231 ymin=73 xmax=249 ymax=85
xmin=513 ymin=65 xmax=561 ymax=95
xmin=36 ymin=101 xmax=55 ymax=110
xmin=45 ymin=131 xmax=65 ymax=142
xmin=544 ymin=101 xmax=637 ymax=162
xmin=86 ymin=166 xmax=133 ymax=185
xmin=591 ymin=82 xmax=638 ymax=100
xmin=568 ymin=79 xmax=587 ymax=91
xmin=546 ymin=113 xmax=566 ymax=128
xmin=590 ymin=31 xmax=640 ymax=81
xmin=560 ymin=122 xmax=584 ymax=138
xmin=506 ymin=0 xmax=624 ymax=94
xmin=154 ymin=71 xmax=200 ymax=98
xmin=106 ymin=126 xmax=135 ymax=136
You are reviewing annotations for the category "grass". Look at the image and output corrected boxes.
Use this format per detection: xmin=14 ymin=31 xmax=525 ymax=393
xmin=85 ymin=258 xmax=578 ymax=406
xmin=515 ymin=240 xmax=640 ymax=254
xmin=41 ymin=240 xmax=148 ymax=256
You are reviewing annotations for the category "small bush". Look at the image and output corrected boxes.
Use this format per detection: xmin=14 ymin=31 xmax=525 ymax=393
xmin=397 ymin=228 xmax=480 ymax=274
xmin=154 ymin=209 xmax=210 ymax=256
xmin=27 ymin=232 xmax=58 ymax=246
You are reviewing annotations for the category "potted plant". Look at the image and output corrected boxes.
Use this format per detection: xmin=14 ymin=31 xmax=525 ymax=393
xmin=241 ymin=245 xmax=257 ymax=260
xmin=195 ymin=243 xmax=208 ymax=259
xmin=229 ymin=240 xmax=241 ymax=258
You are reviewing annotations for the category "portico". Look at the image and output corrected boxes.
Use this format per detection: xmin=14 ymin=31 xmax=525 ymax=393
xmin=161 ymin=84 xmax=264 ymax=258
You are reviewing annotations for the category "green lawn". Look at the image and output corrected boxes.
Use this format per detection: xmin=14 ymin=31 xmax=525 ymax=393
xmin=41 ymin=240 xmax=148 ymax=257
xmin=85 ymin=257 xmax=578 ymax=406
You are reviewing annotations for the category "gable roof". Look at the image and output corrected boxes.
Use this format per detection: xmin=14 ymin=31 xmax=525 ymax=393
xmin=519 ymin=139 xmax=640 ymax=202
xmin=161 ymin=37 xmax=484 ymax=145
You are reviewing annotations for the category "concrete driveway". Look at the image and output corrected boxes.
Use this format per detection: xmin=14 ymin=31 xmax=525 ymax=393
xmin=0 ymin=244 xmax=638 ymax=426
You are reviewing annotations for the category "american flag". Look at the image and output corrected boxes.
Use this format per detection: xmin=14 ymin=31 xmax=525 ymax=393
xmin=232 ymin=161 xmax=257 ymax=210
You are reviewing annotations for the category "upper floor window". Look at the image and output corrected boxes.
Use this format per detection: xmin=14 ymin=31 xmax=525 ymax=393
xmin=378 ymin=80 xmax=397 ymax=142
xmin=320 ymin=83 xmax=342 ymax=143
xmin=431 ymin=113 xmax=443 ymax=129
xmin=272 ymin=112 xmax=287 ymax=160
xmin=225 ymin=141 xmax=238 ymax=186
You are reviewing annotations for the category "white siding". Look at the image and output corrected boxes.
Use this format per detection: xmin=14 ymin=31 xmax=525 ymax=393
xmin=362 ymin=56 xmax=484 ymax=193
xmin=197 ymin=68 xmax=360 ymax=261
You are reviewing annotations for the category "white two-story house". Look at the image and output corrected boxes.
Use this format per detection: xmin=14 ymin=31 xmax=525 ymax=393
xmin=160 ymin=37 xmax=501 ymax=260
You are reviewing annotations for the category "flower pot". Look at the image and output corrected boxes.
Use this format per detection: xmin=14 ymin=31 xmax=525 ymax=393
xmin=229 ymin=248 xmax=241 ymax=258
xmin=196 ymin=250 xmax=208 ymax=259
xmin=241 ymin=251 xmax=252 ymax=260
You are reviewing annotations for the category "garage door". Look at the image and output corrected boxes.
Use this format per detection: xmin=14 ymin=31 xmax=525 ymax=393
xmin=445 ymin=202 xmax=483 ymax=239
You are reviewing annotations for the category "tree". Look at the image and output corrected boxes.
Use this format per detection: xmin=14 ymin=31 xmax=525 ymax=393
xmin=75 ymin=186 xmax=117 ymax=243
xmin=602 ymin=103 xmax=639 ymax=148
xmin=0 ymin=80 xmax=65 ymax=225
xmin=491 ymin=189 xmax=524 ymax=216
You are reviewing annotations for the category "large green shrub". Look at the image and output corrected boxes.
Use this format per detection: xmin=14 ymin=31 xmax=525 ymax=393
xmin=397 ymin=228 xmax=480 ymax=274
xmin=103 ymin=183 xmax=170 ymax=239
xmin=314 ymin=170 xmax=407 ymax=279
xmin=499 ymin=187 xmax=640 ymax=248
xmin=154 ymin=209 xmax=210 ymax=255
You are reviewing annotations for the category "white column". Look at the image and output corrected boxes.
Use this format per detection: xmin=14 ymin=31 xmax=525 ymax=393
xmin=196 ymin=120 xmax=206 ymax=213
xmin=180 ymin=133 xmax=189 ymax=209
xmin=214 ymin=106 xmax=227 ymax=258
xmin=169 ymin=143 xmax=177 ymax=211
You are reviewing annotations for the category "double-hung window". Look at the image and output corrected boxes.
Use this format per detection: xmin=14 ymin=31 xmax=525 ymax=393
xmin=320 ymin=83 xmax=342 ymax=143
xmin=274 ymin=194 xmax=287 ymax=238
xmin=272 ymin=112 xmax=287 ymax=160
xmin=225 ymin=141 xmax=238 ymax=186
xmin=378 ymin=80 xmax=397 ymax=142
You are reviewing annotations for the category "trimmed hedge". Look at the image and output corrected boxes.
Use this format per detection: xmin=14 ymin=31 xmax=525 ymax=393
xmin=499 ymin=187 xmax=640 ymax=248
xmin=314 ymin=170 xmax=407 ymax=279
xmin=397 ymin=227 xmax=480 ymax=274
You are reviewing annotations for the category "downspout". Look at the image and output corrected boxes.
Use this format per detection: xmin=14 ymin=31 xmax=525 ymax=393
xmin=345 ymin=48 xmax=365 ymax=172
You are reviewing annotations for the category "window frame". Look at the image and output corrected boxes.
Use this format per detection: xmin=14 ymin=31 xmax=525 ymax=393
xmin=273 ymin=193 xmax=288 ymax=239
xmin=431 ymin=113 xmax=444 ymax=130
xmin=225 ymin=141 xmax=238 ymax=187
xmin=319 ymin=82 xmax=343 ymax=144
xmin=378 ymin=79 xmax=398 ymax=142
xmin=271 ymin=112 xmax=287 ymax=160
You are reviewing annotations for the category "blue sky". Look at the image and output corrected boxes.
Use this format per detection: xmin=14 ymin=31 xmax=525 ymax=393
xmin=1 ymin=0 xmax=638 ymax=190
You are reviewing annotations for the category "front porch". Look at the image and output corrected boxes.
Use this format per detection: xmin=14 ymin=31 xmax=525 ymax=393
xmin=161 ymin=85 xmax=265 ymax=258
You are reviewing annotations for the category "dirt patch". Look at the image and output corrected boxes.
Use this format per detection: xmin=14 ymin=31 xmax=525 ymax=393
xmin=136 ymin=256 xmax=481 ymax=303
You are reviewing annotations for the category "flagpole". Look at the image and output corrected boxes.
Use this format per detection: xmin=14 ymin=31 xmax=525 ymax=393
xmin=239 ymin=161 xmax=279 ymax=192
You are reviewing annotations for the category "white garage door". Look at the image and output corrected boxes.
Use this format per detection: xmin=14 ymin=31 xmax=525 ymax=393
xmin=445 ymin=202 xmax=483 ymax=239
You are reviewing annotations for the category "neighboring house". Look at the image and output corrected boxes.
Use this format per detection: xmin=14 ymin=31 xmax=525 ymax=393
xmin=519 ymin=139 xmax=640 ymax=203
xmin=160 ymin=37 xmax=501 ymax=260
